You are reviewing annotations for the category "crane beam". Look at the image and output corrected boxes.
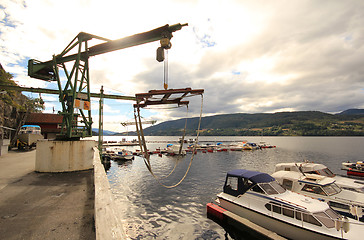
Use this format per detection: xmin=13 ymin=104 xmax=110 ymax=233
xmin=26 ymin=23 xmax=187 ymax=139
xmin=0 ymin=84 xmax=135 ymax=101
xmin=28 ymin=24 xmax=187 ymax=81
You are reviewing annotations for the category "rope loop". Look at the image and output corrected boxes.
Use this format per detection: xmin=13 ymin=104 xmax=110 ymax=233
xmin=134 ymin=94 xmax=203 ymax=188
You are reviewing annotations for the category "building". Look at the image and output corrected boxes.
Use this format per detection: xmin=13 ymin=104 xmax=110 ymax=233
xmin=25 ymin=113 xmax=63 ymax=139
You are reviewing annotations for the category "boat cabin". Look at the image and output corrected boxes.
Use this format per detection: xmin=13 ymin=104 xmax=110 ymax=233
xmin=223 ymin=169 xmax=285 ymax=197
xmin=272 ymin=171 xmax=341 ymax=196
xmin=275 ymin=162 xmax=335 ymax=177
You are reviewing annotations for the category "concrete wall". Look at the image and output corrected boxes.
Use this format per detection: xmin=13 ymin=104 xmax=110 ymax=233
xmin=35 ymin=140 xmax=95 ymax=172
xmin=93 ymin=147 xmax=127 ymax=240
xmin=0 ymin=139 xmax=10 ymax=156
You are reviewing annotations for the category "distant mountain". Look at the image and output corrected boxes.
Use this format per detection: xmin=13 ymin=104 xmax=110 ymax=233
xmin=141 ymin=110 xmax=364 ymax=136
xmin=94 ymin=109 xmax=364 ymax=136
xmin=92 ymin=128 xmax=119 ymax=136
xmin=337 ymin=109 xmax=364 ymax=115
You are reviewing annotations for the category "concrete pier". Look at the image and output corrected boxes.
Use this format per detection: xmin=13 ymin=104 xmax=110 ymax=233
xmin=0 ymin=150 xmax=95 ymax=239
xmin=35 ymin=140 xmax=95 ymax=172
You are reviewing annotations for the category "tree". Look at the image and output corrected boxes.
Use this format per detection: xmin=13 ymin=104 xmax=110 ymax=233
xmin=0 ymin=65 xmax=45 ymax=112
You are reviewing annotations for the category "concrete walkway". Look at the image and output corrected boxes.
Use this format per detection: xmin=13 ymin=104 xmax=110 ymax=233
xmin=0 ymin=150 xmax=95 ymax=240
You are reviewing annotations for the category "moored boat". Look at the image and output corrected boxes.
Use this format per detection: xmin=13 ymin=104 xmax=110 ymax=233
xmin=275 ymin=162 xmax=364 ymax=193
xmin=342 ymin=161 xmax=364 ymax=177
xmin=162 ymin=144 xmax=186 ymax=156
xmin=259 ymin=141 xmax=276 ymax=148
xmin=103 ymin=148 xmax=134 ymax=161
xmin=216 ymin=169 xmax=364 ymax=240
xmin=226 ymin=141 xmax=260 ymax=151
xmin=272 ymin=171 xmax=364 ymax=222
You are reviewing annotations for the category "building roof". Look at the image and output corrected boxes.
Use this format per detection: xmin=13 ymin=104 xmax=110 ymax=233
xmin=26 ymin=113 xmax=63 ymax=124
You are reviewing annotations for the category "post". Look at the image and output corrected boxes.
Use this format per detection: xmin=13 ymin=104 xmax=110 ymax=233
xmin=98 ymin=86 xmax=104 ymax=158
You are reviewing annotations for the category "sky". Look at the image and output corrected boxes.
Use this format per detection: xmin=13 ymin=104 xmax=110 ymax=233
xmin=1 ymin=0 xmax=364 ymax=132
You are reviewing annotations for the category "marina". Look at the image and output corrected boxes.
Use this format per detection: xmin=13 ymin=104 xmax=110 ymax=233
xmin=1 ymin=136 xmax=364 ymax=239
xmin=102 ymin=136 xmax=364 ymax=239
xmin=1 ymin=1 xmax=364 ymax=239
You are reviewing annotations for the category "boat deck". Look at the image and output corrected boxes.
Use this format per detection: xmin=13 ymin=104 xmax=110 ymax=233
xmin=0 ymin=150 xmax=95 ymax=239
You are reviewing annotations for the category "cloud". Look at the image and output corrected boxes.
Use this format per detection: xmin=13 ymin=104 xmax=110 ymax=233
xmin=2 ymin=0 xmax=364 ymax=131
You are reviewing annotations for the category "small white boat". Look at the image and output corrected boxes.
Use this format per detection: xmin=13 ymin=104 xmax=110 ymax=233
xmin=275 ymin=162 xmax=364 ymax=193
xmin=342 ymin=161 xmax=364 ymax=177
xmin=217 ymin=169 xmax=364 ymax=240
xmin=104 ymin=148 xmax=134 ymax=161
xmin=242 ymin=142 xmax=259 ymax=150
xmin=227 ymin=141 xmax=260 ymax=151
xmin=272 ymin=171 xmax=364 ymax=222
xmin=16 ymin=125 xmax=43 ymax=149
xmin=163 ymin=144 xmax=186 ymax=156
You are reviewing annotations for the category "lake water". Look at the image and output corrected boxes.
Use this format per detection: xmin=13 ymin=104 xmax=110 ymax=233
xmin=96 ymin=136 xmax=364 ymax=239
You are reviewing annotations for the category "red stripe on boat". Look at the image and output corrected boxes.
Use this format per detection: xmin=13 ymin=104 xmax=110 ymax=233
xmin=347 ymin=171 xmax=364 ymax=177
xmin=206 ymin=203 xmax=227 ymax=221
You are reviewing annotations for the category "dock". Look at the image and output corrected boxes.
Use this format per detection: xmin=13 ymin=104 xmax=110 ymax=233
xmin=0 ymin=145 xmax=127 ymax=240
xmin=0 ymin=150 xmax=95 ymax=239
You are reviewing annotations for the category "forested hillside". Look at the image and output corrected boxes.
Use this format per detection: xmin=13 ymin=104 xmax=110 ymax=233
xmin=140 ymin=111 xmax=364 ymax=136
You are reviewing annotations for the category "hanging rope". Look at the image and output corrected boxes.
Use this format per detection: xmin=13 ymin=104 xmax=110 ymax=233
xmin=134 ymin=94 xmax=204 ymax=188
xmin=178 ymin=105 xmax=188 ymax=155
xmin=163 ymin=49 xmax=168 ymax=90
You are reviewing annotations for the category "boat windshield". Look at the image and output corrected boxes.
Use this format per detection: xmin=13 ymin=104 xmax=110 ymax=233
xmin=313 ymin=208 xmax=340 ymax=228
xmin=317 ymin=168 xmax=335 ymax=177
xmin=322 ymin=183 xmax=341 ymax=196
xmin=259 ymin=181 xmax=286 ymax=195
xmin=302 ymin=184 xmax=326 ymax=195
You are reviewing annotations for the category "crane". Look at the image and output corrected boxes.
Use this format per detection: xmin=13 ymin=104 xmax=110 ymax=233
xmin=28 ymin=23 xmax=188 ymax=139
xmin=121 ymin=120 xmax=156 ymax=127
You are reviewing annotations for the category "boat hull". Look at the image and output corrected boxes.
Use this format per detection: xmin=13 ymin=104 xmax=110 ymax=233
xmin=113 ymin=155 xmax=134 ymax=161
xmin=346 ymin=170 xmax=364 ymax=177
xmin=218 ymin=196 xmax=343 ymax=240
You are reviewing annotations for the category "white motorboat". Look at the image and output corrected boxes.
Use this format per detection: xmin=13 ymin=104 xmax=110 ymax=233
xmin=272 ymin=171 xmax=364 ymax=222
xmin=217 ymin=169 xmax=364 ymax=240
xmin=104 ymin=148 xmax=134 ymax=161
xmin=275 ymin=162 xmax=364 ymax=193
xmin=16 ymin=125 xmax=43 ymax=149
xmin=163 ymin=144 xmax=186 ymax=156
xmin=342 ymin=161 xmax=364 ymax=177
xmin=226 ymin=141 xmax=260 ymax=151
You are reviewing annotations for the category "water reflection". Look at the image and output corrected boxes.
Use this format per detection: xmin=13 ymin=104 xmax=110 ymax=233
xmin=102 ymin=159 xmax=111 ymax=172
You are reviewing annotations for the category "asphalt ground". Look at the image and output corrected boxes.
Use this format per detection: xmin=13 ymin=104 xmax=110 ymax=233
xmin=0 ymin=150 xmax=95 ymax=240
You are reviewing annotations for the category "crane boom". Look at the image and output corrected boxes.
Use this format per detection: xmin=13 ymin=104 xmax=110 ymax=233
xmin=27 ymin=23 xmax=188 ymax=139
xmin=28 ymin=23 xmax=187 ymax=81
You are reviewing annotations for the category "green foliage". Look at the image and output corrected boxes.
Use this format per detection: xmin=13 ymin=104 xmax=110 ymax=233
xmin=0 ymin=68 xmax=45 ymax=112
